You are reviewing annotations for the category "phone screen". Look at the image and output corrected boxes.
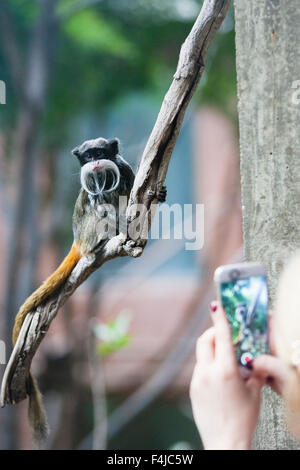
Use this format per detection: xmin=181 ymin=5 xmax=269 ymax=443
xmin=220 ymin=275 xmax=269 ymax=366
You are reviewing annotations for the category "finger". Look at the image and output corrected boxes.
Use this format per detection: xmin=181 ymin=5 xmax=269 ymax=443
xmin=195 ymin=327 xmax=215 ymax=364
xmin=210 ymin=301 xmax=237 ymax=367
xmin=253 ymin=355 xmax=288 ymax=378
xmin=252 ymin=355 xmax=291 ymax=395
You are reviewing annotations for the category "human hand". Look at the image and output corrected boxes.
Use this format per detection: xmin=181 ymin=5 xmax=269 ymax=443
xmin=190 ymin=301 xmax=265 ymax=450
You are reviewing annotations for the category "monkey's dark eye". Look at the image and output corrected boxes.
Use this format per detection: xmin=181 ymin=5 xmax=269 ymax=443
xmin=85 ymin=152 xmax=93 ymax=161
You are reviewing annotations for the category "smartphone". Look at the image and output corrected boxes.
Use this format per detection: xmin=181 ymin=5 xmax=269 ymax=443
xmin=214 ymin=262 xmax=269 ymax=369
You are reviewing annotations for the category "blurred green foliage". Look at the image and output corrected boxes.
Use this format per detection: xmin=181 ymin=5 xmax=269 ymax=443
xmin=64 ymin=10 xmax=136 ymax=57
xmin=93 ymin=310 xmax=131 ymax=356
xmin=1 ymin=0 xmax=237 ymax=147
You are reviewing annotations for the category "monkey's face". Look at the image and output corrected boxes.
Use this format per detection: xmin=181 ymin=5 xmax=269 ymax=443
xmin=72 ymin=137 xmax=120 ymax=196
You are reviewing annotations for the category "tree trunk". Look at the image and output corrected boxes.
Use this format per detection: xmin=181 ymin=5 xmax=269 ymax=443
xmin=234 ymin=0 xmax=300 ymax=449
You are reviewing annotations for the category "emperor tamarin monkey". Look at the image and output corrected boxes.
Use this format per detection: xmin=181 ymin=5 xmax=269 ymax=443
xmin=12 ymin=138 xmax=133 ymax=444
xmin=11 ymin=136 xmax=166 ymax=444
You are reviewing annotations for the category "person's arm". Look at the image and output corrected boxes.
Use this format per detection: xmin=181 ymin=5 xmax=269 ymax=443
xmin=190 ymin=301 xmax=265 ymax=450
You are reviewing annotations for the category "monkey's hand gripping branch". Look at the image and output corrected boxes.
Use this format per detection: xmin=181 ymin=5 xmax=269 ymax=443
xmin=1 ymin=0 xmax=230 ymax=409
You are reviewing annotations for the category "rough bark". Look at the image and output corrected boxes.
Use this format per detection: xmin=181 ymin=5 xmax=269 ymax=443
xmin=234 ymin=0 xmax=300 ymax=449
xmin=1 ymin=0 xmax=231 ymax=409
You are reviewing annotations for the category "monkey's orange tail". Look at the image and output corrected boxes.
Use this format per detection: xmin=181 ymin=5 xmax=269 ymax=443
xmin=12 ymin=242 xmax=81 ymax=345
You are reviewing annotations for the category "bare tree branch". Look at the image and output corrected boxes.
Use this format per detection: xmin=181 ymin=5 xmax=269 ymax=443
xmin=1 ymin=0 xmax=231 ymax=410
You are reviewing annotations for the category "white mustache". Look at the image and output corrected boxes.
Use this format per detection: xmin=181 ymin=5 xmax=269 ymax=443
xmin=80 ymin=159 xmax=120 ymax=196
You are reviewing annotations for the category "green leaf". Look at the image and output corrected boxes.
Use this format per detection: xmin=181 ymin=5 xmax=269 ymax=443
xmin=94 ymin=310 xmax=132 ymax=356
xmin=63 ymin=10 xmax=136 ymax=58
xmin=97 ymin=334 xmax=131 ymax=356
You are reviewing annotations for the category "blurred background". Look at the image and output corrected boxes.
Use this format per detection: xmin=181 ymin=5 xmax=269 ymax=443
xmin=0 ymin=0 xmax=242 ymax=450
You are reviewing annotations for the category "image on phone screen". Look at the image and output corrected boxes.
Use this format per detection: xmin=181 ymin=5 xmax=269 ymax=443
xmin=220 ymin=275 xmax=269 ymax=366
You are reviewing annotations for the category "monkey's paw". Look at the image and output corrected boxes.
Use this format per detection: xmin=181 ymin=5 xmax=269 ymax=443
xmin=123 ymin=239 xmax=144 ymax=258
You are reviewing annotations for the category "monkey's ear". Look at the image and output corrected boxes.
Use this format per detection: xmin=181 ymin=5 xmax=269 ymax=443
xmin=108 ymin=138 xmax=119 ymax=156
xmin=72 ymin=147 xmax=80 ymax=158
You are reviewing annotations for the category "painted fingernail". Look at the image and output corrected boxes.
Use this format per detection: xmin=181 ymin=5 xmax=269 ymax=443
xmin=210 ymin=302 xmax=218 ymax=313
